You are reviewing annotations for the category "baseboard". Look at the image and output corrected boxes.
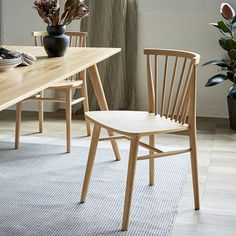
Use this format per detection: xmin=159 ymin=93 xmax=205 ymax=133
xmin=196 ymin=105 xmax=229 ymax=119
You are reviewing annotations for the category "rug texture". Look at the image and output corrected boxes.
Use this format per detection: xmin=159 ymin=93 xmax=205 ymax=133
xmin=0 ymin=140 xmax=190 ymax=236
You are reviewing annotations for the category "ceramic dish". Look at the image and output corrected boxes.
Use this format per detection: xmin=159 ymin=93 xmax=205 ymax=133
xmin=0 ymin=60 xmax=22 ymax=72
xmin=0 ymin=57 xmax=22 ymax=65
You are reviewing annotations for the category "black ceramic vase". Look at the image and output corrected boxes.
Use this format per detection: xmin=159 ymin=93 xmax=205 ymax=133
xmin=43 ymin=25 xmax=69 ymax=57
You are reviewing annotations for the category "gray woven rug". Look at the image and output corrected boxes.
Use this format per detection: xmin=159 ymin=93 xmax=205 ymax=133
xmin=0 ymin=141 xmax=190 ymax=236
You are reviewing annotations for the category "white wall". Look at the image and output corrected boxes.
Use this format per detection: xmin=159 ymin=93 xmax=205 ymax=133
xmin=2 ymin=0 xmax=43 ymax=45
xmin=136 ymin=0 xmax=235 ymax=118
xmin=1 ymin=0 xmax=79 ymax=45
xmin=1 ymin=0 xmax=234 ymax=117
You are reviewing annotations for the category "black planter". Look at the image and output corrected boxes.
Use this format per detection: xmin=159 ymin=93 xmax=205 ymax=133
xmin=227 ymin=96 xmax=236 ymax=130
xmin=43 ymin=25 xmax=69 ymax=57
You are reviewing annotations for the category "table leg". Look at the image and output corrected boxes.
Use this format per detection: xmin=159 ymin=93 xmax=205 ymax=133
xmin=88 ymin=64 xmax=121 ymax=161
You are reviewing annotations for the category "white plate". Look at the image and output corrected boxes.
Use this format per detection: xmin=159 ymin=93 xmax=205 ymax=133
xmin=0 ymin=57 xmax=22 ymax=65
xmin=0 ymin=62 xmax=21 ymax=72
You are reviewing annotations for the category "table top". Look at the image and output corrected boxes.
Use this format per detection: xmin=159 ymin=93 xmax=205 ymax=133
xmin=0 ymin=46 xmax=121 ymax=111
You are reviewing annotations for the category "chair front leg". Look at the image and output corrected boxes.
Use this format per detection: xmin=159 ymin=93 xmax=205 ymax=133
xmin=189 ymin=127 xmax=200 ymax=210
xmin=66 ymin=88 xmax=72 ymax=153
xmin=38 ymin=91 xmax=44 ymax=133
xmin=122 ymin=135 xmax=139 ymax=231
xmin=15 ymin=102 xmax=22 ymax=149
xmin=81 ymin=124 xmax=101 ymax=203
xmin=149 ymin=135 xmax=155 ymax=186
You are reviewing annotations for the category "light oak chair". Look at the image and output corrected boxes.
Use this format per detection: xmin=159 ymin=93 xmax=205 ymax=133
xmin=80 ymin=49 xmax=200 ymax=230
xmin=15 ymin=31 xmax=91 ymax=153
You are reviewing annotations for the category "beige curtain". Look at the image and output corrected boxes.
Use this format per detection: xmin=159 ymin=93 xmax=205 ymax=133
xmin=74 ymin=0 xmax=137 ymax=112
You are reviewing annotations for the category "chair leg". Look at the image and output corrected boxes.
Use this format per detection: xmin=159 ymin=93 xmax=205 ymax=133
xmin=81 ymin=76 xmax=91 ymax=136
xmin=189 ymin=128 xmax=200 ymax=210
xmin=98 ymin=124 xmax=121 ymax=162
xmin=15 ymin=102 xmax=22 ymax=149
xmin=108 ymin=129 xmax=121 ymax=161
xmin=122 ymin=135 xmax=139 ymax=231
xmin=149 ymin=135 xmax=155 ymax=186
xmin=66 ymin=88 xmax=72 ymax=153
xmin=38 ymin=91 xmax=44 ymax=133
xmin=80 ymin=124 xmax=101 ymax=203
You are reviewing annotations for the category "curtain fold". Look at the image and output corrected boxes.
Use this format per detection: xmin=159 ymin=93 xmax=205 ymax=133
xmin=75 ymin=0 xmax=137 ymax=112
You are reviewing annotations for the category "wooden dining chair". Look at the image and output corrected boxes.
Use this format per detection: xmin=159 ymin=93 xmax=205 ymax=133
xmin=80 ymin=49 xmax=200 ymax=230
xmin=15 ymin=31 xmax=91 ymax=153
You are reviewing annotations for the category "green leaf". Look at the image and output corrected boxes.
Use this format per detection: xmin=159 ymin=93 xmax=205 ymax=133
xmin=210 ymin=22 xmax=231 ymax=37
xmin=202 ymin=60 xmax=229 ymax=67
xmin=218 ymin=20 xmax=231 ymax=33
xmin=211 ymin=21 xmax=233 ymax=38
xmin=225 ymin=39 xmax=236 ymax=50
xmin=219 ymin=38 xmax=228 ymax=50
xmin=219 ymin=38 xmax=236 ymax=51
xmin=229 ymin=84 xmax=236 ymax=98
xmin=205 ymin=74 xmax=229 ymax=87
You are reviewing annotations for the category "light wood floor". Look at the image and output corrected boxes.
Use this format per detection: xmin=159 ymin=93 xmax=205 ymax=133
xmin=0 ymin=110 xmax=235 ymax=236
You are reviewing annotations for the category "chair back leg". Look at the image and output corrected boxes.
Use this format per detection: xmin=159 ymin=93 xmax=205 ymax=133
xmin=38 ymin=91 xmax=44 ymax=133
xmin=189 ymin=128 xmax=200 ymax=210
xmin=149 ymin=135 xmax=155 ymax=186
xmin=66 ymin=88 xmax=72 ymax=153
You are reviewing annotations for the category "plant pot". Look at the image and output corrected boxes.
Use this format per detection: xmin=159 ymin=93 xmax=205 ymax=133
xmin=227 ymin=96 xmax=236 ymax=130
xmin=43 ymin=25 xmax=69 ymax=57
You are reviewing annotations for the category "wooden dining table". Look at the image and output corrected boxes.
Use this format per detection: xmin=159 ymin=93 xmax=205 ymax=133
xmin=0 ymin=46 xmax=121 ymax=160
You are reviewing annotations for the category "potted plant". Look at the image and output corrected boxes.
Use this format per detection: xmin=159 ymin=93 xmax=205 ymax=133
xmin=203 ymin=3 xmax=236 ymax=130
xmin=33 ymin=0 xmax=89 ymax=57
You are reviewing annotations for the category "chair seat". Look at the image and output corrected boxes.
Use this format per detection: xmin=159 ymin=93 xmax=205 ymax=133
xmin=48 ymin=80 xmax=83 ymax=90
xmin=85 ymin=111 xmax=188 ymax=135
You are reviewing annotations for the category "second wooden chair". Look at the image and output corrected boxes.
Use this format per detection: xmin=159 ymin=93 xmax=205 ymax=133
xmin=15 ymin=31 xmax=91 ymax=153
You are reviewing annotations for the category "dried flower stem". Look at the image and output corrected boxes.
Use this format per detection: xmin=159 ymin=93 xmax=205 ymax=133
xmin=33 ymin=0 xmax=89 ymax=26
